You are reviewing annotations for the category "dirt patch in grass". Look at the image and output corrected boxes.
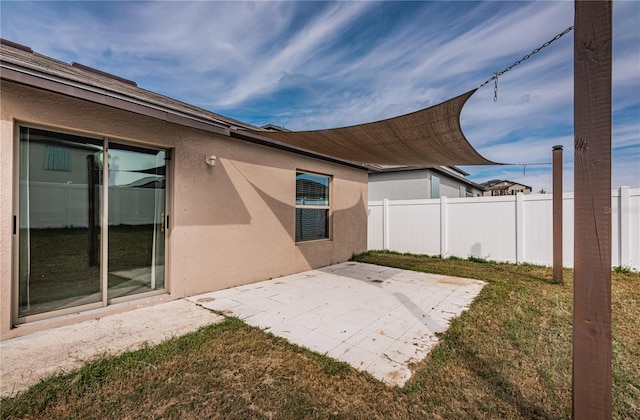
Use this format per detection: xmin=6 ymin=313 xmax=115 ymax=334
xmin=2 ymin=251 xmax=638 ymax=419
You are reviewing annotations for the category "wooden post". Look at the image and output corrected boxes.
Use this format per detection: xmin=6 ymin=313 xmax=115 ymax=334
xmin=552 ymin=145 xmax=563 ymax=282
xmin=573 ymin=1 xmax=612 ymax=419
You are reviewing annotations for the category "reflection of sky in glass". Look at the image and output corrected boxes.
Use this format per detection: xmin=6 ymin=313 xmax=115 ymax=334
xmin=296 ymin=172 xmax=329 ymax=206
xmin=296 ymin=172 xmax=328 ymax=185
xmin=108 ymin=150 xmax=164 ymax=187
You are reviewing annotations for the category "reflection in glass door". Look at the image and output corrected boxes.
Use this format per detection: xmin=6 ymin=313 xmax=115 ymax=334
xmin=17 ymin=127 xmax=168 ymax=321
xmin=107 ymin=143 xmax=165 ymax=299
xmin=18 ymin=127 xmax=104 ymax=317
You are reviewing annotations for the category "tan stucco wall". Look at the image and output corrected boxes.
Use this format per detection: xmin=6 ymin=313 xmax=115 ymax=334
xmin=0 ymin=82 xmax=367 ymax=339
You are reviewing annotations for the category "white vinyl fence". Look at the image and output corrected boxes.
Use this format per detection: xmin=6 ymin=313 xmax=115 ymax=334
xmin=368 ymin=187 xmax=639 ymax=270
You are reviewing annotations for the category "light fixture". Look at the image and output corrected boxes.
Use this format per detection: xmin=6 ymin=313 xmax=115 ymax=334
xmin=205 ymin=155 xmax=216 ymax=167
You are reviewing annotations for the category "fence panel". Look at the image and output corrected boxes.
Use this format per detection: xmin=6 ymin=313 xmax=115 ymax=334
xmin=447 ymin=197 xmax=517 ymax=263
xmin=522 ymin=195 xmax=553 ymax=266
xmin=631 ymin=189 xmax=640 ymax=269
xmin=368 ymin=188 xmax=639 ymax=270
xmin=367 ymin=202 xmax=384 ymax=250
xmin=388 ymin=200 xmax=440 ymax=255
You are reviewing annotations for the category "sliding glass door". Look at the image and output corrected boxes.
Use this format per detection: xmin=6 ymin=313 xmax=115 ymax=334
xmin=17 ymin=127 xmax=167 ymax=320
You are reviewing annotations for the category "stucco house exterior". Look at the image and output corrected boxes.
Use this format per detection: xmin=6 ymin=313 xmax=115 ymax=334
xmin=368 ymin=165 xmax=485 ymax=201
xmin=0 ymin=40 xmax=367 ymax=339
xmin=479 ymin=179 xmax=532 ymax=196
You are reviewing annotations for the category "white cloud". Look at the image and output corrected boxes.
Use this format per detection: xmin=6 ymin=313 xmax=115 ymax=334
xmin=1 ymin=0 xmax=637 ymax=189
xmin=215 ymin=1 xmax=375 ymax=106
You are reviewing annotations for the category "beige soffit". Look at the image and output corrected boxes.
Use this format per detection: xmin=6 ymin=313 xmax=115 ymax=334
xmin=243 ymin=89 xmax=497 ymax=166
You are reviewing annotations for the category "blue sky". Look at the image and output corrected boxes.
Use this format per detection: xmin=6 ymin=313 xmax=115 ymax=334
xmin=2 ymin=1 xmax=638 ymax=192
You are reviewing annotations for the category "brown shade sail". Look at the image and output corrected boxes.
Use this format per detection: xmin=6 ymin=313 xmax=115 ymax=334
xmin=244 ymin=89 xmax=496 ymax=166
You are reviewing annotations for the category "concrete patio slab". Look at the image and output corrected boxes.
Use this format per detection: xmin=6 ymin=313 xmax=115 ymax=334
xmin=0 ymin=262 xmax=485 ymax=397
xmin=189 ymin=262 xmax=485 ymax=386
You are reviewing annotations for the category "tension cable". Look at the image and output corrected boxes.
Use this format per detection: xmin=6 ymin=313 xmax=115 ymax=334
xmin=518 ymin=162 xmax=552 ymax=176
xmin=479 ymin=26 xmax=574 ymax=101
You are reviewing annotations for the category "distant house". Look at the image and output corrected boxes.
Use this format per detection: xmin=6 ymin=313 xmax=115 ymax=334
xmin=479 ymin=179 xmax=532 ymax=196
xmin=368 ymin=165 xmax=485 ymax=200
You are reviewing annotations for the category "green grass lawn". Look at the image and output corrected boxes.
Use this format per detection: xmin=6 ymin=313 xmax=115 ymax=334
xmin=2 ymin=251 xmax=638 ymax=419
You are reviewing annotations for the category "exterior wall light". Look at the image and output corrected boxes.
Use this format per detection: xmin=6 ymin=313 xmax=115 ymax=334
xmin=205 ymin=155 xmax=216 ymax=167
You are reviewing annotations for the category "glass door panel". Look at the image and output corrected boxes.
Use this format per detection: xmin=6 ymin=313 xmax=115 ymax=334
xmin=107 ymin=143 xmax=165 ymax=299
xmin=18 ymin=127 xmax=104 ymax=317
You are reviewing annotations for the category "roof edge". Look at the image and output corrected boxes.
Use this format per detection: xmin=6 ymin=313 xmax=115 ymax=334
xmin=1 ymin=43 xmax=367 ymax=171
xmin=367 ymin=165 xmax=485 ymax=189
xmin=1 ymin=65 xmax=230 ymax=136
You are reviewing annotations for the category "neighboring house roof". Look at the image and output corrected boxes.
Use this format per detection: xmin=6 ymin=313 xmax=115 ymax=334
xmin=478 ymin=179 xmax=503 ymax=187
xmin=0 ymin=39 xmax=364 ymax=170
xmin=367 ymin=164 xmax=468 ymax=176
xmin=367 ymin=165 xmax=485 ymax=191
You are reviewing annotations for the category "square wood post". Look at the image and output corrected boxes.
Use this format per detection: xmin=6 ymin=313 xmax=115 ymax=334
xmin=552 ymin=145 xmax=563 ymax=283
xmin=573 ymin=1 xmax=612 ymax=418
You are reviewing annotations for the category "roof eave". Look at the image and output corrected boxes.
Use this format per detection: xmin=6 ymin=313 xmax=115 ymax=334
xmin=1 ymin=63 xmax=231 ymax=136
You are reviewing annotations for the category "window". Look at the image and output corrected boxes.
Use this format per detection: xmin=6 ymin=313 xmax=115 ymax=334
xmin=295 ymin=172 xmax=330 ymax=242
xmin=431 ymin=175 xmax=440 ymax=198
xmin=459 ymin=186 xmax=466 ymax=198
xmin=510 ymin=189 xmax=524 ymax=195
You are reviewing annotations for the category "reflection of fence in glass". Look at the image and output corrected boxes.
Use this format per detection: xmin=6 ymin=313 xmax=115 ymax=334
xmin=21 ymin=181 xmax=164 ymax=228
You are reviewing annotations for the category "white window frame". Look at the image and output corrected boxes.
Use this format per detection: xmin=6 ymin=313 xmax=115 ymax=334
xmin=295 ymin=171 xmax=331 ymax=242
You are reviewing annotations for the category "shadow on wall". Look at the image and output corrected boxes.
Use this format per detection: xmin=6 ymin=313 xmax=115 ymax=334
xmin=175 ymin=158 xmax=252 ymax=227
xmin=175 ymin=153 xmax=367 ymax=268
xmin=246 ymin=174 xmax=367 ymax=245
xmin=215 ymin=158 xmax=366 ymax=247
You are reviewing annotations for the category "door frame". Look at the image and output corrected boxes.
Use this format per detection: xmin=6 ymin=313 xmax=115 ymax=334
xmin=12 ymin=122 xmax=170 ymax=325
